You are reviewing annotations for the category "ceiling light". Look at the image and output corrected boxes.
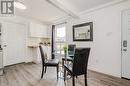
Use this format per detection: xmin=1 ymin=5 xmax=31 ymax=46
xmin=14 ymin=1 xmax=27 ymax=10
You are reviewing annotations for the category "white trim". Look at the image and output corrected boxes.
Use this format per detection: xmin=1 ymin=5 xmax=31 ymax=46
xmin=88 ymin=67 xmax=121 ymax=78
xmin=121 ymin=9 xmax=130 ymax=79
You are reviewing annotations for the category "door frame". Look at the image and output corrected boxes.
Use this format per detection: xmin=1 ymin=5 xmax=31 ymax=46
xmin=121 ymin=9 xmax=130 ymax=79
xmin=52 ymin=25 xmax=55 ymax=59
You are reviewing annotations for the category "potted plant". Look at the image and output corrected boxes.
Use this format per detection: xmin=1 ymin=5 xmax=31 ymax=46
xmin=63 ymin=44 xmax=68 ymax=62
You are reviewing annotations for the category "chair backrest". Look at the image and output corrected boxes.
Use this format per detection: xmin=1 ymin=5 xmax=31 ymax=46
xmin=73 ymin=48 xmax=90 ymax=76
xmin=39 ymin=45 xmax=45 ymax=64
xmin=68 ymin=44 xmax=76 ymax=58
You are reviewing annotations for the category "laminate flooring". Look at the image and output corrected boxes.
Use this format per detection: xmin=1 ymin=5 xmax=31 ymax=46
xmin=0 ymin=63 xmax=130 ymax=86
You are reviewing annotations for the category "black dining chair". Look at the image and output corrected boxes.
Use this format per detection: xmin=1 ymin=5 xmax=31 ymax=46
xmin=39 ymin=45 xmax=59 ymax=79
xmin=64 ymin=48 xmax=90 ymax=86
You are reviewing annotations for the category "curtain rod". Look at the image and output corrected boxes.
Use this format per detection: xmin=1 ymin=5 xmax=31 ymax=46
xmin=54 ymin=22 xmax=67 ymax=26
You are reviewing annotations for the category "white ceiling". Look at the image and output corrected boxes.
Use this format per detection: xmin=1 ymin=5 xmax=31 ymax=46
xmin=15 ymin=0 xmax=67 ymax=23
xmin=57 ymin=0 xmax=115 ymax=13
xmin=15 ymin=0 xmax=122 ymax=23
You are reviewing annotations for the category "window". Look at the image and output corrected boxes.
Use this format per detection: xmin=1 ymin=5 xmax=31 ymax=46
xmin=54 ymin=23 xmax=66 ymax=60
xmin=55 ymin=25 xmax=66 ymax=42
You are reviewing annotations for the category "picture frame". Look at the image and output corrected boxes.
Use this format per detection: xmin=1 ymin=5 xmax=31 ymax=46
xmin=73 ymin=22 xmax=93 ymax=41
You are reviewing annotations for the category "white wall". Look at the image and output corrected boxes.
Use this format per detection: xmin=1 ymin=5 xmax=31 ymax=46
xmin=50 ymin=1 xmax=130 ymax=77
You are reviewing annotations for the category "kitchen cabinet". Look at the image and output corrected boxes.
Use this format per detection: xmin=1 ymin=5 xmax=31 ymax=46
xmin=0 ymin=50 xmax=3 ymax=68
xmin=29 ymin=22 xmax=47 ymax=38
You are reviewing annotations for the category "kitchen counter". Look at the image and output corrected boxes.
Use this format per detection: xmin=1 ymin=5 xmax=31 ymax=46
xmin=28 ymin=45 xmax=39 ymax=48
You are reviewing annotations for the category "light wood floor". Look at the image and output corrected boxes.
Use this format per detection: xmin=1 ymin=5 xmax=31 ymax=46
xmin=0 ymin=63 xmax=130 ymax=86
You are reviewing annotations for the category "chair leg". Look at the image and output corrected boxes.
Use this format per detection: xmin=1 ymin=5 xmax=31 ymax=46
xmin=62 ymin=59 xmax=64 ymax=67
xmin=76 ymin=76 xmax=78 ymax=78
xmin=84 ymin=74 xmax=87 ymax=86
xmin=72 ymin=76 xmax=75 ymax=86
xmin=56 ymin=66 xmax=59 ymax=80
xmin=41 ymin=66 xmax=44 ymax=79
xmin=64 ymin=68 xmax=66 ymax=81
xmin=45 ymin=66 xmax=47 ymax=73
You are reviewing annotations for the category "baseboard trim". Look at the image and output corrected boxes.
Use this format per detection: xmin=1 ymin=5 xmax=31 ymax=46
xmin=122 ymin=77 xmax=130 ymax=80
xmin=88 ymin=69 xmax=122 ymax=80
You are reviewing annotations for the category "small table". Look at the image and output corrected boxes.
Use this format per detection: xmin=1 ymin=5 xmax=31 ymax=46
xmin=58 ymin=57 xmax=73 ymax=79
xmin=56 ymin=51 xmax=74 ymax=79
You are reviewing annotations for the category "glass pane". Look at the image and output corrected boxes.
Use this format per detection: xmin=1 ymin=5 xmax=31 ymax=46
xmin=56 ymin=27 xmax=65 ymax=37
xmin=54 ymin=24 xmax=66 ymax=60
xmin=55 ymin=26 xmax=66 ymax=42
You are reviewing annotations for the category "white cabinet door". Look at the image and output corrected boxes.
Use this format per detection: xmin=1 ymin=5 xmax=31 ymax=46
xmin=30 ymin=22 xmax=47 ymax=38
xmin=2 ymin=21 xmax=26 ymax=66
xmin=122 ymin=10 xmax=130 ymax=79
xmin=0 ymin=51 xmax=3 ymax=69
xmin=0 ymin=51 xmax=3 ymax=75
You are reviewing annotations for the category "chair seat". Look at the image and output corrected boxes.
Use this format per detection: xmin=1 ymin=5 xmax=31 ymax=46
xmin=45 ymin=59 xmax=59 ymax=66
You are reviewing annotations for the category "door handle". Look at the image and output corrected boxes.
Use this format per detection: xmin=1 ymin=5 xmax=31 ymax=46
xmin=123 ymin=49 xmax=127 ymax=51
xmin=123 ymin=40 xmax=127 ymax=47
